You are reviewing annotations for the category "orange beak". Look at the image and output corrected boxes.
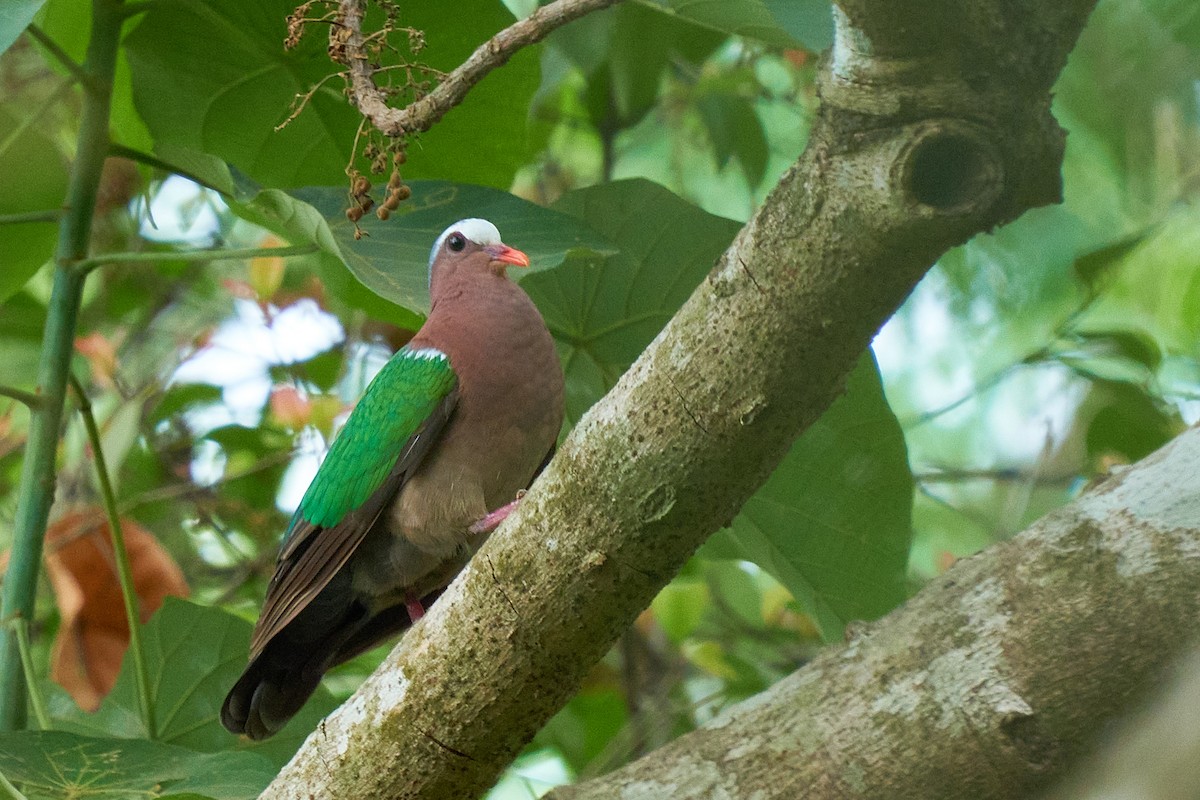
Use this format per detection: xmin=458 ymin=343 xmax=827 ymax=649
xmin=485 ymin=243 xmax=530 ymax=268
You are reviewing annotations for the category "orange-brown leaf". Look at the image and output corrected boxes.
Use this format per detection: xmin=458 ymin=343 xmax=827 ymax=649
xmin=44 ymin=510 xmax=189 ymax=711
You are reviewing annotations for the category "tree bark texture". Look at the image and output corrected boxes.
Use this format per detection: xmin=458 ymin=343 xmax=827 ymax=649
xmin=552 ymin=425 xmax=1200 ymax=799
xmin=261 ymin=1 xmax=1099 ymax=797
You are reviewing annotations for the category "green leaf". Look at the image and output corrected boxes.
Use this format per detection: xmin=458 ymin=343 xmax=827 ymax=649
xmin=705 ymin=354 xmax=913 ymax=640
xmin=607 ymin=4 xmax=724 ymax=124
xmin=150 ymin=383 xmax=225 ymax=424
xmin=1143 ymin=0 xmax=1200 ymax=57
xmin=522 ymin=178 xmax=741 ymax=423
xmin=124 ymin=0 xmax=539 ymax=189
xmin=36 ymin=0 xmax=154 ymax=152
xmin=0 ymin=102 xmax=68 ymax=303
xmin=640 ymin=0 xmax=806 ymax=48
xmin=0 ymin=0 xmax=46 ymax=57
xmin=53 ymin=599 xmax=339 ymax=770
xmin=389 ymin=2 xmax=541 ymax=189
xmin=1075 ymin=203 xmax=1200 ymax=353
xmin=695 ymin=93 xmax=768 ymax=187
xmin=1053 ymin=329 xmax=1163 ymax=385
xmin=237 ymin=181 xmax=613 ymax=317
xmin=123 ymin=0 xmax=359 ymax=188
xmin=762 ymin=0 xmax=834 ymax=51
xmin=151 ymin=144 xmax=237 ymax=195
xmin=537 ymin=689 xmax=628 ymax=776
xmin=0 ymin=292 xmax=46 ymax=392
xmin=0 ymin=730 xmax=275 ymax=799
xmin=1084 ymin=382 xmax=1181 ymax=464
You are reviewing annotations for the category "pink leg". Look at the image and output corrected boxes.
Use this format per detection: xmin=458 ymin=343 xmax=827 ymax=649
xmin=469 ymin=496 xmax=523 ymax=535
xmin=405 ymin=596 xmax=426 ymax=623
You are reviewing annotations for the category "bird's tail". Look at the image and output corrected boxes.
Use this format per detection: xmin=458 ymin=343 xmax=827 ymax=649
xmin=221 ymin=644 xmax=329 ymax=741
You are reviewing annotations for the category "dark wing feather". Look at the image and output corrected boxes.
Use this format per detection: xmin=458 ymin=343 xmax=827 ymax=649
xmin=248 ymin=388 xmax=458 ymax=660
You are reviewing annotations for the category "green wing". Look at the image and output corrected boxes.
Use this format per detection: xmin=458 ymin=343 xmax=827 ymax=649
xmin=250 ymin=347 xmax=458 ymax=660
xmin=291 ymin=347 xmax=457 ymax=534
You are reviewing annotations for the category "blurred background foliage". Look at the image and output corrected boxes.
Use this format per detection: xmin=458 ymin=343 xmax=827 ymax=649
xmin=0 ymin=0 xmax=1197 ymax=797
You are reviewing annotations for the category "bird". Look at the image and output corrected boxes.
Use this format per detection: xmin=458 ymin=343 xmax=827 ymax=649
xmin=221 ymin=218 xmax=564 ymax=740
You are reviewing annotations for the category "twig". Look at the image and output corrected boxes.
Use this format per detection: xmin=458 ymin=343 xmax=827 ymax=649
xmin=0 ymin=387 xmax=42 ymax=410
xmin=69 ymin=374 xmax=157 ymax=739
xmin=915 ymin=467 xmax=1078 ymax=487
xmin=7 ymin=619 xmax=49 ymax=731
xmin=339 ymin=0 xmax=623 ymax=136
xmin=0 ymin=210 xmax=61 ymax=226
xmin=24 ymin=25 xmax=89 ymax=86
xmin=75 ymin=243 xmax=319 ymax=274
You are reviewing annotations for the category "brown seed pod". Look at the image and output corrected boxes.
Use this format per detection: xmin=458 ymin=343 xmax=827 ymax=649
xmin=352 ymin=175 xmax=371 ymax=195
xmin=346 ymin=206 xmax=363 ymax=222
xmin=396 ymin=184 xmax=412 ymax=201
xmin=376 ymin=206 xmax=391 ymax=221
xmin=358 ymin=195 xmax=375 ymax=212
xmin=393 ymin=150 xmax=407 ymax=166
xmin=388 ymin=170 xmax=403 ymax=189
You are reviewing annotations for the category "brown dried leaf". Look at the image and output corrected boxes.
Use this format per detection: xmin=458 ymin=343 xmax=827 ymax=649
xmin=44 ymin=510 xmax=189 ymax=711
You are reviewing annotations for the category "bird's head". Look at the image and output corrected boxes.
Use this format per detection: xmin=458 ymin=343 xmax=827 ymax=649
xmin=428 ymin=219 xmax=530 ymax=292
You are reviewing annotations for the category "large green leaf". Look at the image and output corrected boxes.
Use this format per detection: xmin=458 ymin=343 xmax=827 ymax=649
xmin=523 ymin=178 xmax=741 ymax=422
xmin=0 ymin=0 xmax=45 ymax=56
xmin=390 ymin=3 xmax=541 ymax=188
xmin=0 ymin=730 xmax=274 ymax=799
xmin=124 ymin=0 xmax=538 ymax=189
xmin=705 ymin=354 xmax=913 ymax=639
xmin=53 ymin=598 xmax=339 ymax=770
xmin=527 ymin=179 xmax=911 ymax=640
xmin=234 ymin=181 xmax=613 ymax=319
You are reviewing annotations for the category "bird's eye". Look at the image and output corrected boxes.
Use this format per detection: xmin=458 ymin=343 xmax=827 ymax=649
xmin=447 ymin=233 xmax=466 ymax=252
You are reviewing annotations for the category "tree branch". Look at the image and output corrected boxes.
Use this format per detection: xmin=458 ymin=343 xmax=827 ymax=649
xmin=553 ymin=425 xmax=1200 ymax=798
xmin=0 ymin=0 xmax=124 ymax=731
xmin=262 ymin=0 xmax=1099 ymax=797
xmin=338 ymin=0 xmax=622 ymax=137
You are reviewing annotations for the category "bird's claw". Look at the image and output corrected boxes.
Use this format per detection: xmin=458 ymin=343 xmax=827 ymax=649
xmin=469 ymin=496 xmax=523 ymax=535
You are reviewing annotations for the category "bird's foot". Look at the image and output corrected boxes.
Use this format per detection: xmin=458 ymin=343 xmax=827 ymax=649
xmin=469 ymin=492 xmax=526 ymax=535
xmin=405 ymin=596 xmax=426 ymax=623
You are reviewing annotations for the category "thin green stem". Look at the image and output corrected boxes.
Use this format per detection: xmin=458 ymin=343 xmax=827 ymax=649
xmin=24 ymin=24 xmax=89 ymax=87
xmin=75 ymin=243 xmax=319 ymax=274
xmin=0 ymin=0 xmax=124 ymax=732
xmin=0 ymin=210 xmax=61 ymax=226
xmin=0 ymin=769 xmax=28 ymax=800
xmin=69 ymin=374 xmax=156 ymax=739
xmin=8 ymin=620 xmax=49 ymax=732
xmin=0 ymin=387 xmax=42 ymax=410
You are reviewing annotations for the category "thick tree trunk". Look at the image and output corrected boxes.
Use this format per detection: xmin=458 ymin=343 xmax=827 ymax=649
xmin=552 ymin=425 xmax=1200 ymax=799
xmin=261 ymin=1 xmax=1099 ymax=797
